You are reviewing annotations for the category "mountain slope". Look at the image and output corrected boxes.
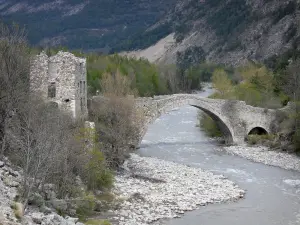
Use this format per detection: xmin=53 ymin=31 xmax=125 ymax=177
xmin=0 ymin=0 xmax=177 ymax=51
xmin=2 ymin=0 xmax=299 ymax=66
xmin=125 ymin=0 xmax=300 ymax=66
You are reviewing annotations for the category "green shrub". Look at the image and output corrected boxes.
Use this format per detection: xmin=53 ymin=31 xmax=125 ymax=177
xmin=28 ymin=193 xmax=45 ymax=208
xmin=246 ymin=134 xmax=276 ymax=145
xmin=247 ymin=135 xmax=260 ymax=145
xmin=293 ymin=129 xmax=300 ymax=152
xmin=85 ymin=149 xmax=114 ymax=191
xmin=76 ymin=193 xmax=97 ymax=221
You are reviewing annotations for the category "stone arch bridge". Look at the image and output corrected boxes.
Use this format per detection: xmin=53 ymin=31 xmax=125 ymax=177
xmin=134 ymin=94 xmax=286 ymax=145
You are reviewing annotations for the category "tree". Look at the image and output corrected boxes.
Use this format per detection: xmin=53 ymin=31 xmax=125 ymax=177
xmin=282 ymin=59 xmax=300 ymax=151
xmin=101 ymin=70 xmax=136 ymax=97
xmin=6 ymin=96 xmax=81 ymax=209
xmin=284 ymin=59 xmax=300 ymax=103
xmin=90 ymin=72 xmax=143 ymax=168
xmin=0 ymin=23 xmax=30 ymax=156
xmin=212 ymin=69 xmax=233 ymax=98
xmin=238 ymin=63 xmax=274 ymax=93
xmin=176 ymin=46 xmax=206 ymax=91
xmin=157 ymin=64 xmax=179 ymax=93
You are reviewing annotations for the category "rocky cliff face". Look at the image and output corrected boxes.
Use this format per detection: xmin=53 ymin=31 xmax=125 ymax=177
xmin=125 ymin=0 xmax=300 ymax=66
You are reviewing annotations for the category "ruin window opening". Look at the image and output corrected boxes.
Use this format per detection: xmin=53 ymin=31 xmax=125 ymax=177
xmin=80 ymin=97 xmax=83 ymax=112
xmin=64 ymin=99 xmax=70 ymax=103
xmin=48 ymin=83 xmax=56 ymax=98
xmin=80 ymin=63 xmax=84 ymax=74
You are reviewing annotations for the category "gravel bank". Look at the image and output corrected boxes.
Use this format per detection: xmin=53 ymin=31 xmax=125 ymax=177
xmin=112 ymin=154 xmax=245 ymax=225
xmin=224 ymin=146 xmax=300 ymax=172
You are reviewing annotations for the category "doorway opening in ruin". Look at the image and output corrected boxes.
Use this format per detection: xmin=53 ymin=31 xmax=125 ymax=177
xmin=48 ymin=101 xmax=58 ymax=109
xmin=48 ymin=82 xmax=56 ymax=98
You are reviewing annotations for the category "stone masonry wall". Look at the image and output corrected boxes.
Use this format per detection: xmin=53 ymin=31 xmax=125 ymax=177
xmin=135 ymin=94 xmax=280 ymax=145
xmin=30 ymin=51 xmax=88 ymax=119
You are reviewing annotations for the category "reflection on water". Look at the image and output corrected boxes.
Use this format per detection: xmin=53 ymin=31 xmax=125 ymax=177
xmin=138 ymin=89 xmax=300 ymax=225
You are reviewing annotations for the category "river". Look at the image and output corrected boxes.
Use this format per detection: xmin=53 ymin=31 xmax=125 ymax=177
xmin=137 ymin=88 xmax=300 ymax=225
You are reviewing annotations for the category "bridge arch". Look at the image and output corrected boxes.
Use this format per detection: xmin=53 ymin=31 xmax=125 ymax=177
xmin=138 ymin=95 xmax=236 ymax=145
xmin=192 ymin=105 xmax=233 ymax=143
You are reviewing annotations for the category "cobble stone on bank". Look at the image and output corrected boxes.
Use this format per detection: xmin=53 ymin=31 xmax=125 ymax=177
xmin=223 ymin=146 xmax=300 ymax=172
xmin=112 ymin=154 xmax=245 ymax=225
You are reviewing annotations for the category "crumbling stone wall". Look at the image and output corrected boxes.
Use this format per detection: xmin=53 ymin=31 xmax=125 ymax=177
xmin=30 ymin=51 xmax=88 ymax=119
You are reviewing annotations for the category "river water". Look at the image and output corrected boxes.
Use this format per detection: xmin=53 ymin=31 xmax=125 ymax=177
xmin=137 ymin=88 xmax=300 ymax=225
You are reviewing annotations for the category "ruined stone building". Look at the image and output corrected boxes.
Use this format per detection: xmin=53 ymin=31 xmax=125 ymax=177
xmin=30 ymin=51 xmax=88 ymax=119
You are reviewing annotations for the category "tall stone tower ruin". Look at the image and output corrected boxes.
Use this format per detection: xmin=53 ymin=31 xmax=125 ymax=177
xmin=30 ymin=51 xmax=88 ymax=119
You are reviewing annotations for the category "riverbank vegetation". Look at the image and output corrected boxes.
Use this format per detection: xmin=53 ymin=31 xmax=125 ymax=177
xmin=2 ymin=22 xmax=226 ymax=224
xmin=198 ymin=59 xmax=300 ymax=153
xmin=0 ymin=23 xmax=127 ymax=224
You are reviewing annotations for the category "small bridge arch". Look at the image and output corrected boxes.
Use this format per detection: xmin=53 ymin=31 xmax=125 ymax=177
xmin=247 ymin=126 xmax=269 ymax=135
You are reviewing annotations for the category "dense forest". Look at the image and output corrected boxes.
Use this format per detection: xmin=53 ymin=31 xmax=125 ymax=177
xmin=42 ymin=46 xmax=230 ymax=97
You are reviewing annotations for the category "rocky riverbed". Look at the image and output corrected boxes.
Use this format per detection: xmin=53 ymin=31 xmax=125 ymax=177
xmin=111 ymin=154 xmax=245 ymax=225
xmin=223 ymin=146 xmax=300 ymax=172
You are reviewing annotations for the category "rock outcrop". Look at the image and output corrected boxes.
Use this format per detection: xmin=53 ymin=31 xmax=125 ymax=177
xmin=0 ymin=157 xmax=21 ymax=225
xmin=0 ymin=157 xmax=84 ymax=225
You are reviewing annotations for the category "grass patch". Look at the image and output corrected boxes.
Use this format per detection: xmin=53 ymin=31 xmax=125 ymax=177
xmin=95 ymin=192 xmax=115 ymax=202
xmin=246 ymin=134 xmax=276 ymax=145
xmin=85 ymin=219 xmax=111 ymax=225
xmin=198 ymin=112 xmax=222 ymax=137
xmin=11 ymin=202 xmax=23 ymax=221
